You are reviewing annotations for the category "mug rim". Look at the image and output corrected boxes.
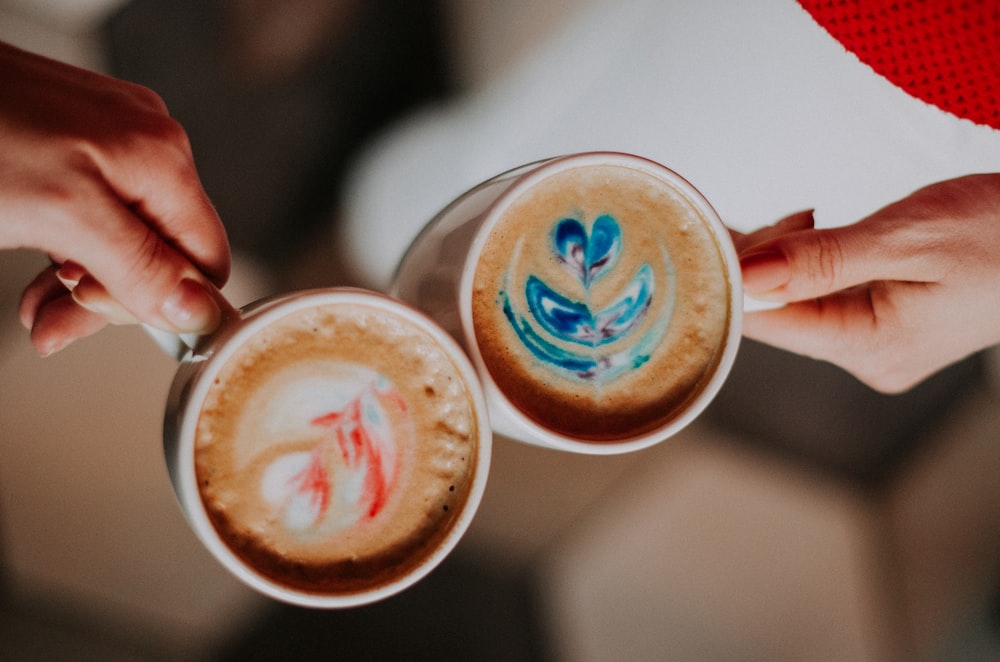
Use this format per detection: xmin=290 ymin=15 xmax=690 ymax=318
xmin=457 ymin=151 xmax=743 ymax=454
xmin=166 ymin=288 xmax=492 ymax=608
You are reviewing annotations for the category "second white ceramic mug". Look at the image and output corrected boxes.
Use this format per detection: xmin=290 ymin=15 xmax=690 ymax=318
xmin=391 ymin=152 xmax=743 ymax=455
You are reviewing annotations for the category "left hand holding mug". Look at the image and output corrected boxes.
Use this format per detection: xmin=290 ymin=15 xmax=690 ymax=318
xmin=0 ymin=41 xmax=230 ymax=356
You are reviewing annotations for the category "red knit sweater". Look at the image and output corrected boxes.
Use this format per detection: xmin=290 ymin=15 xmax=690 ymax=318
xmin=798 ymin=0 xmax=999 ymax=130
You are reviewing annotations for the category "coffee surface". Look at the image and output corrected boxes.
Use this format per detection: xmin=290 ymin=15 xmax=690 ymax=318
xmin=472 ymin=163 xmax=730 ymax=441
xmin=195 ymin=302 xmax=480 ymax=594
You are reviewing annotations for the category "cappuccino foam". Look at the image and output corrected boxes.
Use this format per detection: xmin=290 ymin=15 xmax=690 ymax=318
xmin=472 ymin=163 xmax=731 ymax=441
xmin=195 ymin=301 xmax=480 ymax=595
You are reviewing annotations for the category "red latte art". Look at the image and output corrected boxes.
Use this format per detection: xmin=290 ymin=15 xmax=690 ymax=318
xmin=260 ymin=378 xmax=409 ymax=536
xmin=194 ymin=301 xmax=479 ymax=596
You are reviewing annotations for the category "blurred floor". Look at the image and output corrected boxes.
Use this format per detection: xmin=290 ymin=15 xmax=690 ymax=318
xmin=215 ymin=552 xmax=550 ymax=662
xmin=2 ymin=550 xmax=552 ymax=662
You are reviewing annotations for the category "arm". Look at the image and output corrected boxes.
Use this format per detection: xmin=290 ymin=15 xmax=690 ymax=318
xmin=737 ymin=174 xmax=1000 ymax=393
xmin=0 ymin=41 xmax=230 ymax=355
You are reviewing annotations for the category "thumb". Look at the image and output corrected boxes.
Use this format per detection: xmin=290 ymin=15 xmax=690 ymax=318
xmin=71 ymin=271 xmax=224 ymax=335
xmin=48 ymin=201 xmax=229 ymax=335
xmin=739 ymin=218 xmax=921 ymax=302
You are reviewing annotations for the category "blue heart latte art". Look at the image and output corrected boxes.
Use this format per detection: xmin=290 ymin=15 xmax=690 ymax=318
xmin=499 ymin=214 xmax=676 ymax=382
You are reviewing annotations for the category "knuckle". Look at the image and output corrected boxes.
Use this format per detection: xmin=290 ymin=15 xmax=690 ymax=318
xmin=115 ymin=230 xmax=180 ymax=316
xmin=128 ymin=82 xmax=170 ymax=115
xmin=120 ymin=109 xmax=189 ymax=156
xmin=146 ymin=112 xmax=188 ymax=145
xmin=101 ymin=76 xmax=170 ymax=116
xmin=136 ymin=115 xmax=197 ymax=174
xmin=856 ymin=364 xmax=921 ymax=394
xmin=807 ymin=232 xmax=846 ymax=291
xmin=125 ymin=227 xmax=170 ymax=282
xmin=93 ymin=86 xmax=190 ymax=160
xmin=845 ymin=348 xmax=912 ymax=392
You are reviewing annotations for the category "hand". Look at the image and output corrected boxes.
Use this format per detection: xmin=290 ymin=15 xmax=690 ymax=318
xmin=735 ymin=174 xmax=1000 ymax=393
xmin=0 ymin=42 xmax=231 ymax=355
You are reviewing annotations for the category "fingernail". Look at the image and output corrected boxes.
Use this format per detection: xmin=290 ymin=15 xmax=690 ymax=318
xmin=56 ymin=261 xmax=87 ymax=289
xmin=161 ymin=279 xmax=221 ymax=333
xmin=740 ymin=249 xmax=790 ymax=294
xmin=35 ymin=335 xmax=70 ymax=358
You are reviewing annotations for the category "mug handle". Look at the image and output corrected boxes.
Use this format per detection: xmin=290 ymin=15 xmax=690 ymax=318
xmin=142 ymin=285 xmax=239 ymax=361
xmin=742 ymin=294 xmax=784 ymax=313
xmin=142 ymin=325 xmax=202 ymax=361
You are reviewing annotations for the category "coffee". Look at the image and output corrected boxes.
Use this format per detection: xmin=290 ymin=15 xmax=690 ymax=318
xmin=193 ymin=300 xmax=482 ymax=596
xmin=471 ymin=163 xmax=731 ymax=442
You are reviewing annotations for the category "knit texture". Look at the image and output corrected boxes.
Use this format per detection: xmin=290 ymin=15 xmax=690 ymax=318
xmin=798 ymin=0 xmax=1000 ymax=130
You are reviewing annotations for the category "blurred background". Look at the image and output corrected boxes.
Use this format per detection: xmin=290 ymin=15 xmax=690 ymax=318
xmin=2 ymin=1 xmax=1000 ymax=660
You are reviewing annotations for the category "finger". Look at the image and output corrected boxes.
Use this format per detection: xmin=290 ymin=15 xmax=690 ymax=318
xmin=127 ymin=167 xmax=230 ymax=286
xmin=55 ymin=260 xmax=87 ymax=289
xmin=732 ymin=209 xmax=816 ymax=253
xmin=741 ymin=283 xmax=947 ymax=393
xmin=59 ymin=262 xmax=154 ymax=326
xmin=741 ymin=287 xmax=877 ymax=362
xmin=95 ymin=116 xmax=231 ymax=286
xmin=19 ymin=265 xmax=123 ymax=355
xmin=37 ymin=183 xmax=227 ymax=335
xmin=739 ymin=217 xmax=928 ymax=302
xmin=19 ymin=264 xmax=67 ymax=330
xmin=27 ymin=290 xmax=109 ymax=356
xmin=51 ymin=261 xmax=141 ymax=326
xmin=71 ymin=275 xmax=140 ymax=325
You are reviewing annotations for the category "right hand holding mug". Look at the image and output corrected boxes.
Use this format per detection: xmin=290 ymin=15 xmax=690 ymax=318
xmin=737 ymin=173 xmax=1000 ymax=393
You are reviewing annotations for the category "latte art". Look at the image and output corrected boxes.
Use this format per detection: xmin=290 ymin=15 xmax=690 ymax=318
xmin=253 ymin=368 xmax=407 ymax=536
xmin=194 ymin=300 xmax=481 ymax=595
xmin=499 ymin=213 xmax=675 ymax=383
xmin=472 ymin=163 xmax=731 ymax=442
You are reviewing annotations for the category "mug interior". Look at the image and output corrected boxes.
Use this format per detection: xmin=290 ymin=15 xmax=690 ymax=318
xmin=167 ymin=288 xmax=492 ymax=607
xmin=457 ymin=152 xmax=742 ymax=454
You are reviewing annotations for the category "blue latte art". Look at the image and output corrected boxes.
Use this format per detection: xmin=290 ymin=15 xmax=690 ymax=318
xmin=500 ymin=214 xmax=675 ymax=382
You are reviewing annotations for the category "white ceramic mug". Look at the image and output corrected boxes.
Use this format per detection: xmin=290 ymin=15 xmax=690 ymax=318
xmin=157 ymin=288 xmax=491 ymax=608
xmin=391 ymin=152 xmax=743 ymax=455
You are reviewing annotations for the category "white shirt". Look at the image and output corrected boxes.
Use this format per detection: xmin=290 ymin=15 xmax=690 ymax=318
xmin=340 ymin=0 xmax=1000 ymax=290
